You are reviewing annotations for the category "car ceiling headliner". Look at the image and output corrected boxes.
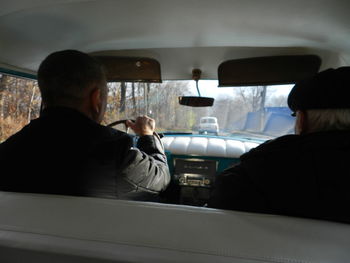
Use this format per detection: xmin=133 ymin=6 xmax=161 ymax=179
xmin=0 ymin=0 xmax=349 ymax=79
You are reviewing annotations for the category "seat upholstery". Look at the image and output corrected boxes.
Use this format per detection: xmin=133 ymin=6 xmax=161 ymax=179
xmin=0 ymin=191 xmax=349 ymax=263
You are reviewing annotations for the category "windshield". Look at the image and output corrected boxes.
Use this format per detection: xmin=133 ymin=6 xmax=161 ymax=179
xmin=201 ymin=117 xmax=217 ymax=123
xmin=104 ymin=80 xmax=295 ymax=140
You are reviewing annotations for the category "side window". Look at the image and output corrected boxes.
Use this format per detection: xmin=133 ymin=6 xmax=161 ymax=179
xmin=0 ymin=73 xmax=41 ymax=142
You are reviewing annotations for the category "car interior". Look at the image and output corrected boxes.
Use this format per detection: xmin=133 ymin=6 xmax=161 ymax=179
xmin=1 ymin=0 xmax=350 ymax=262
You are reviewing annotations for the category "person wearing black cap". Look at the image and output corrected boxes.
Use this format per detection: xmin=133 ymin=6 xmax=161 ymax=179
xmin=209 ymin=67 xmax=350 ymax=224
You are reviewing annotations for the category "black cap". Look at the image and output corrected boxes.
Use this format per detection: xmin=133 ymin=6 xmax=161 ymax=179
xmin=288 ymin=67 xmax=350 ymax=112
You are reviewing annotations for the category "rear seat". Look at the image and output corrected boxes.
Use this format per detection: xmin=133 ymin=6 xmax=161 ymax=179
xmin=0 ymin=191 xmax=349 ymax=263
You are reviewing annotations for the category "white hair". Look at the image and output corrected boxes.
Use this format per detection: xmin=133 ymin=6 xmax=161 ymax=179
xmin=305 ymin=109 xmax=350 ymax=133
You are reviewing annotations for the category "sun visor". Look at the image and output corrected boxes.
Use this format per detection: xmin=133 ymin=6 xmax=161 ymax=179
xmin=218 ymin=55 xmax=321 ymax=87
xmin=94 ymin=56 xmax=162 ymax=83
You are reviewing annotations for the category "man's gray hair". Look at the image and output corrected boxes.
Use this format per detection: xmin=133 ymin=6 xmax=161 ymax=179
xmin=306 ymin=109 xmax=350 ymax=133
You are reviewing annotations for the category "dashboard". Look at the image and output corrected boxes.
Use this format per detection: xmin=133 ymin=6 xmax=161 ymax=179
xmin=160 ymin=135 xmax=260 ymax=206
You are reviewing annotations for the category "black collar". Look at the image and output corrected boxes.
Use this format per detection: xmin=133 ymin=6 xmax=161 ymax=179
xmin=40 ymin=106 xmax=99 ymax=125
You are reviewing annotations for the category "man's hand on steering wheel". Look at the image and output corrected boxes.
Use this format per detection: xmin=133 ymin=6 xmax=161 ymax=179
xmin=126 ymin=115 xmax=155 ymax=136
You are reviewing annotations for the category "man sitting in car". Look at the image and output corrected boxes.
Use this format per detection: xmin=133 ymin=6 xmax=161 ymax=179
xmin=209 ymin=67 xmax=350 ymax=223
xmin=0 ymin=50 xmax=170 ymax=200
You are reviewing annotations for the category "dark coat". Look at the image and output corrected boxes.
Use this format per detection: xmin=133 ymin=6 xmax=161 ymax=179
xmin=209 ymin=131 xmax=350 ymax=223
xmin=0 ymin=107 xmax=170 ymax=200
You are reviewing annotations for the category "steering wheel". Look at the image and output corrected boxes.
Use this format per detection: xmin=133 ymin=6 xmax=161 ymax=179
xmin=107 ymin=119 xmax=135 ymax=133
xmin=107 ymin=119 xmax=141 ymax=148
xmin=107 ymin=119 xmax=164 ymax=140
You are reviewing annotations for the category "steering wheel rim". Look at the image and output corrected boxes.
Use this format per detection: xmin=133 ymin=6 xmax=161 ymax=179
xmin=107 ymin=119 xmax=135 ymax=133
xmin=107 ymin=119 xmax=164 ymax=139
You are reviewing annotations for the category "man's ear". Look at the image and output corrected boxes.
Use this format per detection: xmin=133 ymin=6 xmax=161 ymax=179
xmin=90 ymin=87 xmax=101 ymax=114
xmin=296 ymin=110 xmax=308 ymax=135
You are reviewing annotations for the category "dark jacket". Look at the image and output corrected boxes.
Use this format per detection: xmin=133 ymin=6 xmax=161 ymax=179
xmin=0 ymin=107 xmax=170 ymax=200
xmin=209 ymin=130 xmax=350 ymax=223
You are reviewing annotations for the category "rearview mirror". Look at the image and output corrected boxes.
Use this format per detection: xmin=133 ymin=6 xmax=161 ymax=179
xmin=178 ymin=96 xmax=214 ymax=107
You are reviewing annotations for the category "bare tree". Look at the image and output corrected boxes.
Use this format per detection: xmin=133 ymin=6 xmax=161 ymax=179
xmin=0 ymin=74 xmax=41 ymax=142
xmin=266 ymin=94 xmax=288 ymax=107
xmin=103 ymin=80 xmax=194 ymax=132
xmin=0 ymin=74 xmax=7 ymax=137
xmin=119 ymin=82 xmax=126 ymax=113
xmin=238 ymin=86 xmax=266 ymax=112
xmin=146 ymin=83 xmax=150 ymax=115
xmin=27 ymin=83 xmax=37 ymax=123
xmin=131 ymin=82 xmax=137 ymax=116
